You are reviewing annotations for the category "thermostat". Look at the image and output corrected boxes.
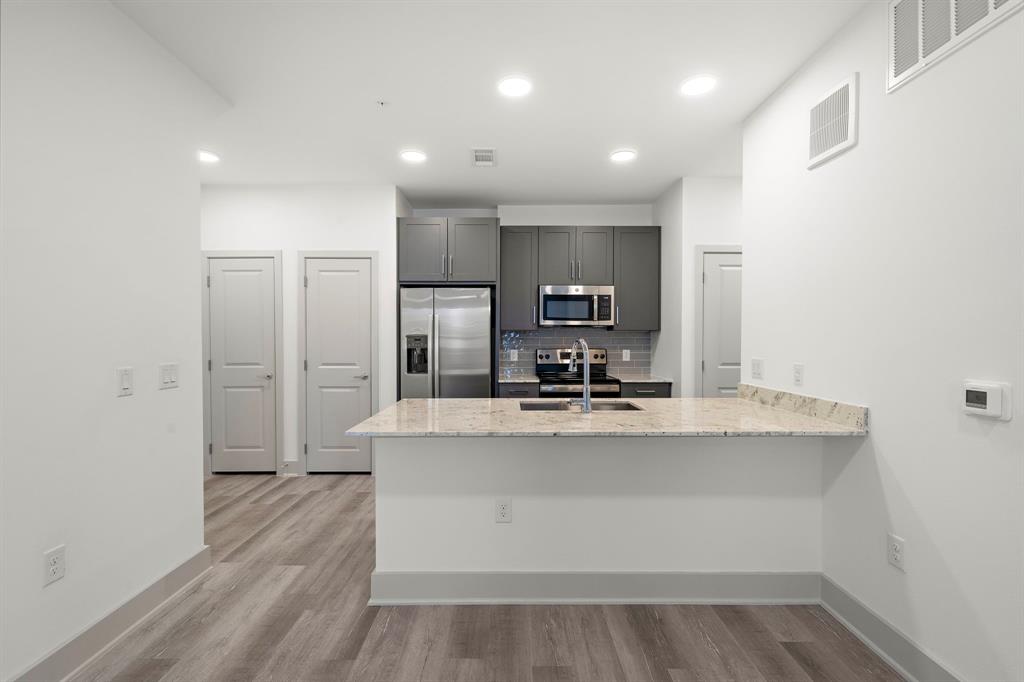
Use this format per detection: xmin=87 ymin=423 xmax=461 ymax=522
xmin=962 ymin=381 xmax=1012 ymax=421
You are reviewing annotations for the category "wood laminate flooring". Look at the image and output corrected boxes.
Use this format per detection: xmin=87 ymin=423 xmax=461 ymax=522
xmin=72 ymin=474 xmax=904 ymax=682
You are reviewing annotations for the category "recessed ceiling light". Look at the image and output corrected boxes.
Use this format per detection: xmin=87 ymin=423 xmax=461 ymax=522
xmin=497 ymin=76 xmax=532 ymax=97
xmin=680 ymin=74 xmax=717 ymax=97
xmin=400 ymin=149 xmax=427 ymax=163
xmin=609 ymin=148 xmax=638 ymax=163
xmin=197 ymin=149 xmax=220 ymax=164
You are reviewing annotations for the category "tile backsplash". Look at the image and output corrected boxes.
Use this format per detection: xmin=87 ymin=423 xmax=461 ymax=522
xmin=500 ymin=328 xmax=651 ymax=376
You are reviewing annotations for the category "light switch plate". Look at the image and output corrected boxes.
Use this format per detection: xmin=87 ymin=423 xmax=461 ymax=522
xmin=115 ymin=367 xmax=133 ymax=397
xmin=751 ymin=358 xmax=765 ymax=381
xmin=159 ymin=363 xmax=180 ymax=390
xmin=509 ymin=349 xmax=518 ymax=362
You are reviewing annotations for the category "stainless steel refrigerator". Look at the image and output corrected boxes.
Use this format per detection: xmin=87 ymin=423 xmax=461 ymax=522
xmin=400 ymin=287 xmax=492 ymax=398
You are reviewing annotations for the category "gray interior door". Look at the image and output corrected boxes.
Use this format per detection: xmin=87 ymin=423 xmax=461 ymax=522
xmin=436 ymin=288 xmax=491 ymax=398
xmin=538 ymin=226 xmax=576 ymax=285
xmin=448 ymin=218 xmax=497 ymax=282
xmin=613 ymin=226 xmax=661 ymax=330
xmin=399 ymin=217 xmax=447 ymax=281
xmin=499 ymin=227 xmax=538 ymax=329
xmin=208 ymin=257 xmax=277 ymax=472
xmin=305 ymin=258 xmax=373 ymax=472
xmin=702 ymin=252 xmax=743 ymax=397
xmin=576 ymin=226 xmax=614 ymax=285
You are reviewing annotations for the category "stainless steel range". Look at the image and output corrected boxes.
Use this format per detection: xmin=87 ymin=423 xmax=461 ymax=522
xmin=535 ymin=347 xmax=620 ymax=398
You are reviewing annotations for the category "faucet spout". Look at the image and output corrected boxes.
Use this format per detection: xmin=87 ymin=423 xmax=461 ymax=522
xmin=568 ymin=337 xmax=592 ymax=413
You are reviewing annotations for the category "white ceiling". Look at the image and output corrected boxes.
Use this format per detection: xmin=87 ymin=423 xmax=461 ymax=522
xmin=115 ymin=1 xmax=866 ymax=207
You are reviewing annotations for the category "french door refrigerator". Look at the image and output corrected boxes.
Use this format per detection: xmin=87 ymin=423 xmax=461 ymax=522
xmin=400 ymin=287 xmax=491 ymax=398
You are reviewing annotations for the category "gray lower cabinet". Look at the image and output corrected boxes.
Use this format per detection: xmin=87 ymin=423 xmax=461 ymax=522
xmin=448 ymin=218 xmax=497 ymax=282
xmin=538 ymin=226 xmax=575 ymax=285
xmin=398 ymin=217 xmax=447 ymax=281
xmin=620 ymin=382 xmax=671 ymax=398
xmin=500 ymin=227 xmax=538 ymax=329
xmin=498 ymin=384 xmax=539 ymax=398
xmin=614 ymin=226 xmax=660 ymax=330
xmin=399 ymin=217 xmax=497 ymax=283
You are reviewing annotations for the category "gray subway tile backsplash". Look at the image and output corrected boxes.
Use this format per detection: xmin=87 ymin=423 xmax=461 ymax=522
xmin=500 ymin=328 xmax=652 ymax=375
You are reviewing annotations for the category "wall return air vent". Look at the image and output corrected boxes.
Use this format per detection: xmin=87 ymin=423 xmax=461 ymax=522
xmin=808 ymin=73 xmax=858 ymax=169
xmin=887 ymin=0 xmax=1023 ymax=92
xmin=472 ymin=148 xmax=496 ymax=167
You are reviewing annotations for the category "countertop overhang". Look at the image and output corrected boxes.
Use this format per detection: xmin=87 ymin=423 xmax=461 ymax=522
xmin=347 ymin=397 xmax=867 ymax=438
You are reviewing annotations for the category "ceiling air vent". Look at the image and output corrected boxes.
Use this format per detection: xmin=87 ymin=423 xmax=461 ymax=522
xmin=808 ymin=73 xmax=858 ymax=170
xmin=888 ymin=0 xmax=1023 ymax=91
xmin=472 ymin=148 xmax=496 ymax=167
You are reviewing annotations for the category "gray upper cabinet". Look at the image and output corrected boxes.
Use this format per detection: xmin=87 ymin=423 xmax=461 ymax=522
xmin=576 ymin=226 xmax=614 ymax=285
xmin=500 ymin=227 xmax=538 ymax=329
xmin=398 ymin=217 xmax=447 ymax=282
xmin=537 ymin=226 xmax=576 ymax=285
xmin=614 ymin=226 xmax=661 ymax=330
xmin=448 ymin=218 xmax=497 ymax=282
xmin=398 ymin=217 xmax=497 ymax=283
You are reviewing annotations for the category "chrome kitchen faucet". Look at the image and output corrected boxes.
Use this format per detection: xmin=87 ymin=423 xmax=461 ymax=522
xmin=567 ymin=337 xmax=592 ymax=413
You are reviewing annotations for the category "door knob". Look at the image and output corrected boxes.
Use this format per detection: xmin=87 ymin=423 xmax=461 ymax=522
xmin=355 ymin=374 xmax=369 ymax=380
xmin=264 ymin=372 xmax=274 ymax=380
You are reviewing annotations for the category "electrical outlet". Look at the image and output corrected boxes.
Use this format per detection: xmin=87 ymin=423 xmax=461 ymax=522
xmin=158 ymin=363 xmax=179 ymax=390
xmin=887 ymin=532 xmax=906 ymax=571
xmin=509 ymin=349 xmax=518 ymax=362
xmin=793 ymin=363 xmax=805 ymax=387
xmin=622 ymin=349 xmax=631 ymax=362
xmin=751 ymin=358 xmax=765 ymax=380
xmin=495 ymin=497 xmax=512 ymax=524
xmin=44 ymin=545 xmax=66 ymax=586
xmin=115 ymin=367 xmax=133 ymax=397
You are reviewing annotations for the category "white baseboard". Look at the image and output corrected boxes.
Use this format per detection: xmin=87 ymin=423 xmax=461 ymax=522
xmin=14 ymin=546 xmax=212 ymax=682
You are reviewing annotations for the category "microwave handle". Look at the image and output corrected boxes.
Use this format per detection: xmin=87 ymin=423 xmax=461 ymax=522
xmin=593 ymin=295 xmax=599 ymax=321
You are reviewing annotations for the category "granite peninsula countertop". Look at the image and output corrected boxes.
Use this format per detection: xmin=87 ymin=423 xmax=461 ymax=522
xmin=609 ymin=371 xmax=673 ymax=383
xmin=347 ymin=397 xmax=867 ymax=438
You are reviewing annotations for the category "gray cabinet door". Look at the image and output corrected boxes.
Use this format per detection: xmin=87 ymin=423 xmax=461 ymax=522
xmin=448 ymin=218 xmax=497 ymax=282
xmin=620 ymin=382 xmax=671 ymax=398
xmin=614 ymin=226 xmax=661 ymax=330
xmin=399 ymin=217 xmax=447 ymax=281
xmin=500 ymin=226 xmax=538 ymax=329
xmin=576 ymin=226 xmax=614 ymax=285
xmin=538 ymin=226 xmax=576 ymax=284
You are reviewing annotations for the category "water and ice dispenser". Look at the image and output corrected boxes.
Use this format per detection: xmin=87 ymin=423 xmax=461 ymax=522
xmin=406 ymin=334 xmax=428 ymax=374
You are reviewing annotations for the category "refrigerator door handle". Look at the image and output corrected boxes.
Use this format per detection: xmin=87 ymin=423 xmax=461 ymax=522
xmin=432 ymin=308 xmax=440 ymax=398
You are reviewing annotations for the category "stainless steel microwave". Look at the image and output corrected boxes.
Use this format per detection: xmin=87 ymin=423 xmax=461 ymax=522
xmin=538 ymin=285 xmax=615 ymax=326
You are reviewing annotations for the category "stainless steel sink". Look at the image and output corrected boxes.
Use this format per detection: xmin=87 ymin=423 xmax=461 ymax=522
xmin=588 ymin=401 xmax=644 ymax=411
xmin=519 ymin=401 xmax=571 ymax=411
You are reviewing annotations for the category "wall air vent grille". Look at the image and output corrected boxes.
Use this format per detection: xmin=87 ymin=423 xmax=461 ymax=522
xmin=955 ymin=0 xmax=989 ymax=33
xmin=808 ymin=74 xmax=858 ymax=169
xmin=922 ymin=0 xmax=952 ymax=57
xmin=472 ymin=148 xmax=496 ymax=167
xmin=888 ymin=0 xmax=1023 ymax=91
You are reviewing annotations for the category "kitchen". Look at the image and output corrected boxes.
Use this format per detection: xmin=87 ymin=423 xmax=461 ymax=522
xmin=2 ymin=2 xmax=1022 ymax=682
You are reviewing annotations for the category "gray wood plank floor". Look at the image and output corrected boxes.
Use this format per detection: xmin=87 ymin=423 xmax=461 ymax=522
xmin=72 ymin=474 xmax=904 ymax=682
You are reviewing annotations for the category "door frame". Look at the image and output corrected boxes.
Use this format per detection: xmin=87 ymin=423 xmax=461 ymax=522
xmin=201 ymin=251 xmax=285 ymax=476
xmin=694 ymin=245 xmax=742 ymax=398
xmin=297 ymin=251 xmax=380 ymax=475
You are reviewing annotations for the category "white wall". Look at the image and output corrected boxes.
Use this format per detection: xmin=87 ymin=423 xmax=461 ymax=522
xmin=742 ymin=6 xmax=1024 ymax=681
xmin=376 ymin=437 xmax=822 ymax=572
xmin=200 ymin=184 xmax=399 ymax=465
xmin=652 ymin=178 xmax=742 ymax=396
xmin=497 ymin=204 xmax=652 ymax=226
xmin=0 ymin=1 xmax=218 ymax=678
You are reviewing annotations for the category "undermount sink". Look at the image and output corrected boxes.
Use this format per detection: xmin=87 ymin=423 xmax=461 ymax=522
xmin=519 ymin=401 xmax=644 ymax=412
xmin=519 ymin=401 xmax=571 ymax=411
xmin=588 ymin=401 xmax=644 ymax=411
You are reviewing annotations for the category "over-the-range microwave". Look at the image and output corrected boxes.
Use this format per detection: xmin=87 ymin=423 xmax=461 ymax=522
xmin=538 ymin=285 xmax=614 ymax=326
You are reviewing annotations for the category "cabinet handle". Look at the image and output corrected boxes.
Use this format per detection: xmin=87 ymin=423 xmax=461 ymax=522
xmin=508 ymin=389 xmax=528 ymax=396
xmin=449 ymin=254 xmax=454 ymax=276
xmin=578 ymin=260 xmax=582 ymax=280
xmin=441 ymin=253 xmax=446 ymax=276
xmin=635 ymin=389 xmax=656 ymax=395
xmin=569 ymin=260 xmax=574 ymax=280
xmin=616 ymin=306 xmax=620 ymax=325
xmin=532 ymin=305 xmax=537 ymax=325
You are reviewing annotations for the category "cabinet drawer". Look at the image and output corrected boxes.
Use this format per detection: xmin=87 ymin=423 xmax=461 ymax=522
xmin=498 ymin=384 xmax=540 ymax=398
xmin=619 ymin=382 xmax=671 ymax=398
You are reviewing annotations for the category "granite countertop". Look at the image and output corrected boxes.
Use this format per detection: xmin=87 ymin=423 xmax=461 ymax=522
xmin=497 ymin=373 xmax=540 ymax=384
xmin=347 ymin=397 xmax=867 ymax=438
xmin=609 ymin=371 xmax=673 ymax=383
